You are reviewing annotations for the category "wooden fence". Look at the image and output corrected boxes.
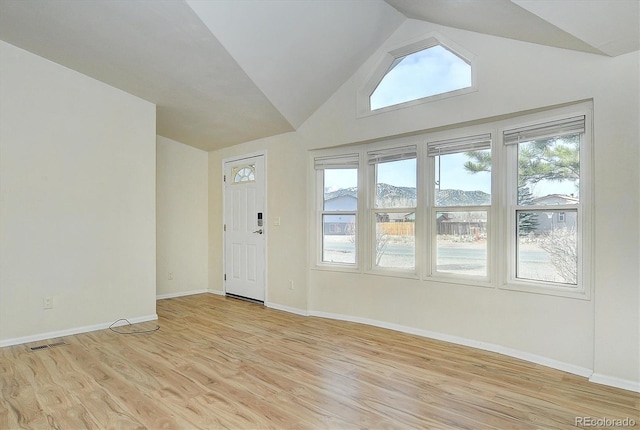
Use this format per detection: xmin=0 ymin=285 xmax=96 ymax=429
xmin=378 ymin=222 xmax=415 ymax=236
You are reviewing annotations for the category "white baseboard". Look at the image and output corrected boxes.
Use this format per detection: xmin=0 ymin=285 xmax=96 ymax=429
xmin=156 ymin=289 xmax=209 ymax=300
xmin=266 ymin=301 xmax=309 ymax=316
xmin=13 ymin=293 xmax=633 ymax=393
xmin=156 ymin=289 xmax=226 ymax=300
xmin=309 ymin=310 xmax=594 ymax=379
xmin=590 ymin=373 xmax=640 ymax=393
xmin=0 ymin=314 xmax=158 ymax=348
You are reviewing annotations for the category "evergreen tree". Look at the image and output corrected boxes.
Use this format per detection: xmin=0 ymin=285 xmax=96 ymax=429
xmin=464 ymin=135 xmax=580 ymax=234
xmin=464 ymin=135 xmax=579 ymax=187
xmin=517 ymin=186 xmax=538 ymax=234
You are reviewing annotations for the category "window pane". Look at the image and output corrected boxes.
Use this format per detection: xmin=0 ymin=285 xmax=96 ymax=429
xmin=322 ymin=214 xmax=356 ymax=264
xmin=375 ymin=213 xmax=415 ymax=269
xmin=375 ymin=158 xmax=416 ymax=208
xmin=436 ymin=211 xmax=487 ymax=276
xmin=518 ymin=134 xmax=580 ymax=205
xmin=435 ymin=149 xmax=491 ymax=206
xmin=232 ymin=164 xmax=256 ymax=183
xmin=517 ymin=210 xmax=577 ymax=285
xmin=370 ymin=45 xmax=472 ymax=110
xmin=324 ymin=168 xmax=357 ymax=211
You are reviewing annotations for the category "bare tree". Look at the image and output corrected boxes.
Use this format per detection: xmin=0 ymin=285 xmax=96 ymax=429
xmin=375 ymin=225 xmax=390 ymax=266
xmin=346 ymin=221 xmax=389 ymax=265
xmin=345 ymin=222 xmax=356 ymax=243
xmin=538 ymin=227 xmax=577 ymax=284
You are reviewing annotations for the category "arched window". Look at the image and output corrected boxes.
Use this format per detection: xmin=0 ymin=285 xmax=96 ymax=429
xmin=231 ymin=164 xmax=256 ymax=184
xmin=359 ymin=35 xmax=475 ymax=115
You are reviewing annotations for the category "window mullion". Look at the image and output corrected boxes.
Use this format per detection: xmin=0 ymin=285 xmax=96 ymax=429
xmin=316 ymin=169 xmax=324 ymax=267
xmin=416 ymin=144 xmax=428 ymax=280
xmin=491 ymin=127 xmax=504 ymax=286
xmin=505 ymin=137 xmax=518 ymax=285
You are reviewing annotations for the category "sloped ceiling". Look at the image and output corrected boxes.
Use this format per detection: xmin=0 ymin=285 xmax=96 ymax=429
xmin=0 ymin=0 xmax=295 ymax=150
xmin=0 ymin=0 xmax=638 ymax=151
xmin=512 ymin=0 xmax=640 ymax=57
xmin=386 ymin=0 xmax=640 ymax=57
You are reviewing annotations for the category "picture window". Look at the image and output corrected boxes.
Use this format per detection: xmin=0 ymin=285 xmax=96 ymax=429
xmin=312 ymin=103 xmax=591 ymax=298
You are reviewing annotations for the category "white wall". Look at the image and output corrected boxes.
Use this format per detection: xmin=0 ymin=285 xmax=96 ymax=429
xmin=0 ymin=41 xmax=157 ymax=345
xmin=200 ymin=19 xmax=639 ymax=390
xmin=156 ymin=136 xmax=208 ymax=298
xmin=204 ymin=20 xmax=639 ymax=389
xmin=296 ymin=20 xmax=638 ymax=389
xmin=591 ymin=56 xmax=640 ymax=388
xmin=208 ymin=133 xmax=308 ymax=310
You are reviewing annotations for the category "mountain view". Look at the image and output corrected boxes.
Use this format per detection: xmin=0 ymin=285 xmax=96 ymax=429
xmin=435 ymin=189 xmax=490 ymax=206
xmin=325 ymin=184 xmax=489 ymax=206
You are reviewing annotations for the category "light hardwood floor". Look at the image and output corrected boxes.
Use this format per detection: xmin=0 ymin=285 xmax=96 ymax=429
xmin=1 ymin=293 xmax=638 ymax=429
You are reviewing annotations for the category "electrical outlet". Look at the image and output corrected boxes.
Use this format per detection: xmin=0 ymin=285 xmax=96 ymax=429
xmin=288 ymin=280 xmax=294 ymax=290
xmin=43 ymin=296 xmax=53 ymax=310
xmin=168 ymin=272 xmax=174 ymax=280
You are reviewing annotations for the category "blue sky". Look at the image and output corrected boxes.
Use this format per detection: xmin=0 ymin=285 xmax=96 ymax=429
xmin=324 ymin=157 xmax=486 ymax=193
xmin=370 ymin=45 xmax=471 ymax=111
xmin=377 ymin=158 xmax=416 ymax=188
xmin=324 ymin=168 xmax=357 ymax=192
xmin=324 ymin=154 xmax=576 ymax=199
xmin=437 ymin=152 xmax=490 ymax=193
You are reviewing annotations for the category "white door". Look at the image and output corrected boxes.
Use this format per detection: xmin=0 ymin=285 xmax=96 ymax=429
xmin=224 ymin=155 xmax=266 ymax=302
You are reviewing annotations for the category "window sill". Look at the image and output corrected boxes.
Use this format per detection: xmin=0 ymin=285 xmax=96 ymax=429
xmin=311 ymin=263 xmax=360 ymax=274
xmin=500 ymin=281 xmax=590 ymax=300
xmin=357 ymin=87 xmax=477 ymax=119
xmin=425 ymin=274 xmax=493 ymax=289
xmin=365 ymin=267 xmax=420 ymax=280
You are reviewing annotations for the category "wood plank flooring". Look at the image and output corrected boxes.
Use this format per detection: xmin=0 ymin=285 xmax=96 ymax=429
xmin=1 ymin=293 xmax=638 ymax=429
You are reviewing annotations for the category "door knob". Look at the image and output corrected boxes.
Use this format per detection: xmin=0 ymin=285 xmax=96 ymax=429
xmin=253 ymin=229 xmax=263 ymax=234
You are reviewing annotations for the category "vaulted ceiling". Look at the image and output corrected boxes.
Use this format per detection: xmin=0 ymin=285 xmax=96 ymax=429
xmin=1 ymin=0 xmax=638 ymax=151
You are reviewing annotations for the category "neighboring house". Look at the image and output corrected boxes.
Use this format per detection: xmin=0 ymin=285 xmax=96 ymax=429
xmin=325 ymin=190 xmax=417 ymax=235
xmin=324 ymin=194 xmax=357 ymax=235
xmin=328 ymin=193 xmax=577 ymax=236
xmin=529 ymin=194 xmax=579 ymax=233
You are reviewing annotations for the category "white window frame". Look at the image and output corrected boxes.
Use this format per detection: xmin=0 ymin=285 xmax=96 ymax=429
xmin=357 ymin=33 xmax=477 ymax=118
xmin=426 ymin=133 xmax=494 ymax=286
xmin=367 ymin=144 xmax=419 ymax=277
xmin=499 ymin=104 xmax=593 ymax=299
xmin=312 ymin=152 xmax=361 ymax=271
xmin=230 ymin=164 xmax=256 ymax=184
xmin=423 ymin=129 xmax=495 ymax=287
xmin=309 ymin=101 xmax=593 ymax=299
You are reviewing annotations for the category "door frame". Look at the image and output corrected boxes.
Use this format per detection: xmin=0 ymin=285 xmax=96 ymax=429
xmin=222 ymin=150 xmax=268 ymax=302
